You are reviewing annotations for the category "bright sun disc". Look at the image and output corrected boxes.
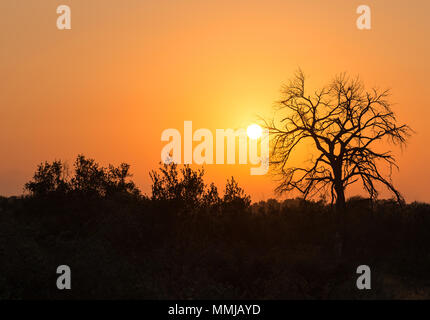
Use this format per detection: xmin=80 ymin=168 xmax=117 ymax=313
xmin=247 ymin=124 xmax=263 ymax=139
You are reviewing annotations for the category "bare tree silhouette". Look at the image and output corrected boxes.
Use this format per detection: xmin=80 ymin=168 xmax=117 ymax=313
xmin=265 ymin=70 xmax=412 ymax=214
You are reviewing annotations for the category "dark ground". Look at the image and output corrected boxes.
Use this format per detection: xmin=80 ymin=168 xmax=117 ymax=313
xmin=1 ymin=195 xmax=430 ymax=299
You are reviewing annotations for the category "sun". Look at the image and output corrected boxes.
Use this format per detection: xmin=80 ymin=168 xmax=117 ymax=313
xmin=247 ymin=124 xmax=263 ymax=140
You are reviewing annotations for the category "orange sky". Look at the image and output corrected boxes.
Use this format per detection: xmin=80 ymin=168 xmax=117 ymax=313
xmin=1 ymin=0 xmax=429 ymax=202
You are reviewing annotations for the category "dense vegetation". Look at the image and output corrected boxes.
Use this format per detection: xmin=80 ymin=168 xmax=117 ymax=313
xmin=1 ymin=155 xmax=430 ymax=299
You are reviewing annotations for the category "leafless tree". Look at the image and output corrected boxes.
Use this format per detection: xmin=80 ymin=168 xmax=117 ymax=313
xmin=265 ymin=70 xmax=412 ymax=213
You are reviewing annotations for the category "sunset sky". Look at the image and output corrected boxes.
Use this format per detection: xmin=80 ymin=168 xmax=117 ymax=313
xmin=1 ymin=0 xmax=429 ymax=202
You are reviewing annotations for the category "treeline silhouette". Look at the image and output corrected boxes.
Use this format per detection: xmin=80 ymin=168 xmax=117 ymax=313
xmin=1 ymin=155 xmax=430 ymax=299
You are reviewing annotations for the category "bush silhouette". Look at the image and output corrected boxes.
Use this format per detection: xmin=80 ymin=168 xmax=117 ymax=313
xmin=223 ymin=176 xmax=251 ymax=211
xmin=24 ymin=160 xmax=70 ymax=197
xmin=24 ymin=154 xmax=140 ymax=199
xmin=149 ymin=163 xmax=249 ymax=214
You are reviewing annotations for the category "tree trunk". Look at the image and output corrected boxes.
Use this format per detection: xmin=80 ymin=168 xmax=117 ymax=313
xmin=334 ymin=182 xmax=346 ymax=259
xmin=335 ymin=185 xmax=346 ymax=214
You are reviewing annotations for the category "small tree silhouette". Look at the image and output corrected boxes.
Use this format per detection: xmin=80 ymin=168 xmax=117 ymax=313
xmin=203 ymin=183 xmax=221 ymax=208
xmin=105 ymin=163 xmax=140 ymax=197
xmin=223 ymin=176 xmax=251 ymax=211
xmin=71 ymin=155 xmax=106 ymax=196
xmin=150 ymin=163 xmax=207 ymax=210
xmin=265 ymin=70 xmax=412 ymax=213
xmin=25 ymin=155 xmax=140 ymax=198
xmin=24 ymin=160 xmax=70 ymax=196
